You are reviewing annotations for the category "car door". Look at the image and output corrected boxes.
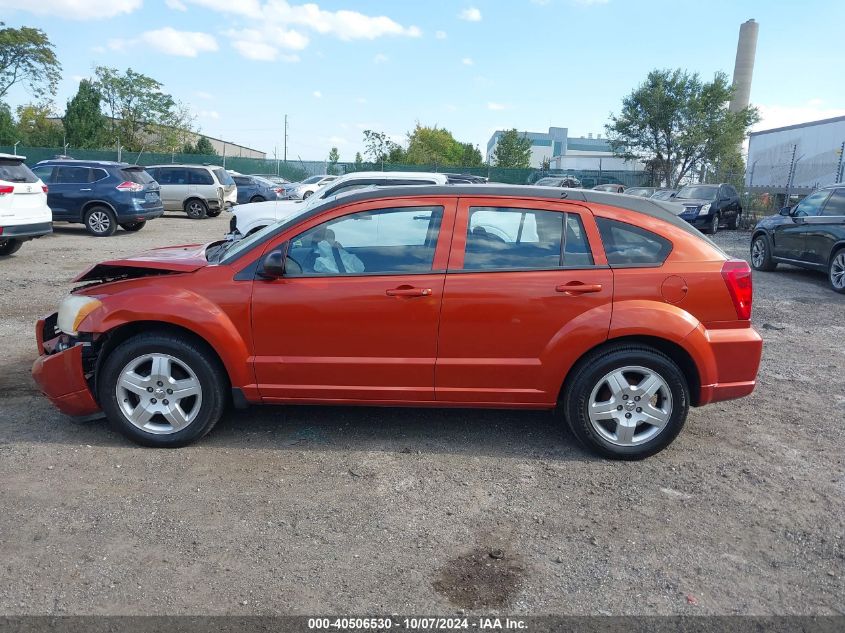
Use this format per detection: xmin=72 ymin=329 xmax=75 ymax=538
xmin=810 ymin=188 xmax=845 ymax=266
xmin=48 ymin=166 xmax=93 ymax=220
xmin=721 ymin=184 xmax=740 ymax=224
xmin=773 ymin=190 xmax=831 ymax=263
xmin=250 ymin=197 xmax=456 ymax=403
xmin=30 ymin=166 xmax=56 ymax=215
xmin=435 ymin=198 xmax=613 ymax=406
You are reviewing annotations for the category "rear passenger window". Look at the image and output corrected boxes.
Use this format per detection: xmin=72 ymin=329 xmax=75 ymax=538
xmin=463 ymin=207 xmax=593 ymax=270
xmin=156 ymin=168 xmax=188 ymax=185
xmin=188 ymin=169 xmax=214 ymax=185
xmin=55 ymin=167 xmax=91 ymax=184
xmin=822 ymin=189 xmax=845 ymax=216
xmin=596 ymin=218 xmax=672 ymax=266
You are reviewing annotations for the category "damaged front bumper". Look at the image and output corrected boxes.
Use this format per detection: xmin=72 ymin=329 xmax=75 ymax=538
xmin=31 ymin=313 xmax=101 ymax=417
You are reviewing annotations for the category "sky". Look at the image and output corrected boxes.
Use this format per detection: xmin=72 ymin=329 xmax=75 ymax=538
xmin=2 ymin=0 xmax=844 ymax=161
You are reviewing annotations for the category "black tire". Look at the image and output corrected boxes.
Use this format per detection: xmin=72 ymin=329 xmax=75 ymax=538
xmin=750 ymin=233 xmax=777 ymax=271
xmin=0 ymin=238 xmax=23 ymax=256
xmin=207 ymin=209 xmax=222 ymax=218
xmin=119 ymin=221 xmax=147 ymax=232
xmin=98 ymin=332 xmax=228 ymax=448
xmin=184 ymin=198 xmax=208 ymax=219
xmin=561 ymin=344 xmax=689 ymax=460
xmin=302 ymin=190 xmax=313 ymax=199
xmin=249 ymin=196 xmax=265 ymax=203
xmin=705 ymin=212 xmax=719 ymax=235
xmin=84 ymin=205 xmax=117 ymax=237
xmin=727 ymin=210 xmax=739 ymax=230
xmin=829 ymin=247 xmax=845 ymax=294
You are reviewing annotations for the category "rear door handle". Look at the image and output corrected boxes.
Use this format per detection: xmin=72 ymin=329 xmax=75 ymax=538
xmin=386 ymin=286 xmax=432 ymax=297
xmin=80 ymin=188 xmax=92 ymax=191
xmin=556 ymin=283 xmax=603 ymax=295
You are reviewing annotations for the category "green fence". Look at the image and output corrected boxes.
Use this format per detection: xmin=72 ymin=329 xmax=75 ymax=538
xmin=2 ymin=145 xmax=650 ymax=187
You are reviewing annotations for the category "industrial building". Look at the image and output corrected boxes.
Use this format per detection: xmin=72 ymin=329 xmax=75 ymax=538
xmin=746 ymin=116 xmax=845 ymax=194
xmin=485 ymin=126 xmax=642 ymax=171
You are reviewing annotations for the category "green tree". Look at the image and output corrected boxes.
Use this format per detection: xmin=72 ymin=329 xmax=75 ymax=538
xmin=362 ymin=129 xmax=401 ymax=163
xmin=0 ymin=23 xmax=61 ymax=101
xmin=15 ymin=102 xmax=63 ymax=147
xmin=354 ymin=151 xmax=363 ymax=169
xmin=194 ymin=136 xmax=216 ymax=155
xmin=93 ymin=66 xmax=177 ymax=151
xmin=605 ymin=68 xmax=759 ymax=187
xmin=327 ymin=146 xmax=339 ymax=174
xmin=0 ymin=102 xmax=15 ymax=145
xmin=493 ymin=128 xmax=532 ymax=168
xmin=460 ymin=142 xmax=484 ymax=167
xmin=154 ymin=102 xmax=197 ymax=153
xmin=62 ymin=79 xmax=107 ymax=149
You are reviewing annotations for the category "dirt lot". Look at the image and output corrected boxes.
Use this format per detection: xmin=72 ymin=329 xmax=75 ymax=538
xmin=1 ymin=214 xmax=842 ymax=616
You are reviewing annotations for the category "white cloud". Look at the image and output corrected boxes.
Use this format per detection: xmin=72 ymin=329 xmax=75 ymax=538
xmin=753 ymin=101 xmax=845 ymax=133
xmin=261 ymin=2 xmax=422 ymax=40
xmin=462 ymin=57 xmax=474 ymax=66
xmin=373 ymin=53 xmax=389 ymax=64
xmin=226 ymin=26 xmax=309 ymax=61
xmin=181 ymin=0 xmax=262 ymax=17
xmin=458 ymin=7 xmax=482 ymax=21
xmin=199 ymin=110 xmax=220 ymax=119
xmin=166 ymin=0 xmax=187 ymax=10
xmin=435 ymin=30 xmax=447 ymax=39
xmin=0 ymin=0 xmax=141 ymax=19
xmin=231 ymin=40 xmax=279 ymax=61
xmin=138 ymin=28 xmax=219 ymax=57
xmin=313 ymin=91 xmax=322 ymax=98
xmin=488 ymin=102 xmax=506 ymax=111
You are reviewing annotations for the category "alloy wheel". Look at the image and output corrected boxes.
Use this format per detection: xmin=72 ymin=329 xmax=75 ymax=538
xmin=115 ymin=353 xmax=203 ymax=434
xmin=831 ymin=252 xmax=845 ymax=290
xmin=88 ymin=210 xmax=111 ymax=234
xmin=751 ymin=238 xmax=766 ymax=268
xmin=587 ymin=365 xmax=673 ymax=447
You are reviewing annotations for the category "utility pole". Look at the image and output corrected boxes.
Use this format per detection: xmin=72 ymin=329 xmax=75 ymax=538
xmin=784 ymin=144 xmax=797 ymax=205
xmin=283 ymin=114 xmax=288 ymax=163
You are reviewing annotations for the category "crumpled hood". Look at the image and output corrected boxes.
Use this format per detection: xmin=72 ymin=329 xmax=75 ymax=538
xmin=74 ymin=243 xmax=210 ymax=283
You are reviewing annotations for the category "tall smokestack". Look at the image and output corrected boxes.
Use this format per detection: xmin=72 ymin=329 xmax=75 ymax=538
xmin=729 ymin=19 xmax=759 ymax=113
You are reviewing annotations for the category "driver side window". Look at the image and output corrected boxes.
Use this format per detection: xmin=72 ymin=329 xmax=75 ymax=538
xmin=793 ymin=191 xmax=830 ymax=217
xmin=286 ymin=206 xmax=444 ymax=277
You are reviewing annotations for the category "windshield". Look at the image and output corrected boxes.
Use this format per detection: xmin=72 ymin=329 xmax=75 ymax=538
xmin=214 ymin=202 xmax=315 ymax=263
xmin=626 ymin=188 xmax=653 ymax=197
xmin=301 ymin=175 xmax=325 ymax=184
xmin=651 ymin=190 xmax=675 ymax=200
xmin=676 ymin=185 xmax=717 ymax=201
xmin=535 ymin=178 xmax=561 ymax=186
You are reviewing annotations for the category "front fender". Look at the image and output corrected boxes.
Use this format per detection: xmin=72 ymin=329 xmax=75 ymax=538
xmin=77 ymin=286 xmax=254 ymax=391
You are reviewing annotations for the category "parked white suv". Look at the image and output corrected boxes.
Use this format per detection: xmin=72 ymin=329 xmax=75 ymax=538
xmin=0 ymin=154 xmax=52 ymax=257
xmin=228 ymin=171 xmax=449 ymax=237
xmin=147 ymin=164 xmax=237 ymax=219
xmin=287 ymin=174 xmax=338 ymax=200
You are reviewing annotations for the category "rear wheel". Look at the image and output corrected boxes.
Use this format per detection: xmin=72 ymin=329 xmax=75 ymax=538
xmin=750 ymin=234 xmax=777 ymax=271
xmin=119 ymin=221 xmax=146 ymax=232
xmin=302 ymin=190 xmax=313 ymax=199
xmin=249 ymin=195 xmax=265 ymax=203
xmin=829 ymin=249 xmax=845 ymax=294
xmin=85 ymin=205 xmax=117 ymax=237
xmin=562 ymin=345 xmax=689 ymax=460
xmin=98 ymin=333 xmax=228 ymax=447
xmin=185 ymin=199 xmax=208 ymax=219
xmin=727 ymin=210 xmax=739 ymax=230
xmin=0 ymin=238 xmax=23 ymax=256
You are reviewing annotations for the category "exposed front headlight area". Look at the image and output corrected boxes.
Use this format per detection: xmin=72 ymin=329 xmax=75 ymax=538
xmin=57 ymin=295 xmax=102 ymax=335
xmin=697 ymin=203 xmax=712 ymax=216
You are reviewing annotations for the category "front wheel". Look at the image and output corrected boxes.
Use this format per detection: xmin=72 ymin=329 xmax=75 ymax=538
xmin=98 ymin=333 xmax=228 ymax=447
xmin=829 ymin=249 xmax=845 ymax=294
xmin=0 ymin=238 xmax=23 ymax=256
xmin=120 ymin=221 xmax=146 ymax=232
xmin=185 ymin=199 xmax=208 ymax=219
xmin=751 ymin=234 xmax=777 ymax=271
xmin=302 ymin=190 xmax=313 ymax=199
xmin=249 ymin=196 xmax=265 ymax=203
xmin=85 ymin=206 xmax=117 ymax=237
xmin=705 ymin=213 xmax=719 ymax=235
xmin=562 ymin=345 xmax=689 ymax=460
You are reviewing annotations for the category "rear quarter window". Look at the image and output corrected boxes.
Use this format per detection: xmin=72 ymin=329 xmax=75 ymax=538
xmin=189 ymin=168 xmax=214 ymax=185
xmin=213 ymin=169 xmax=235 ymax=185
xmin=596 ymin=217 xmax=672 ymax=266
xmin=120 ymin=168 xmax=155 ymax=184
xmin=0 ymin=160 xmax=38 ymax=183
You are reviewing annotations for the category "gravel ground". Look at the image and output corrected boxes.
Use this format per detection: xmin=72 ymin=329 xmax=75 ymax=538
xmin=0 ymin=214 xmax=843 ymax=616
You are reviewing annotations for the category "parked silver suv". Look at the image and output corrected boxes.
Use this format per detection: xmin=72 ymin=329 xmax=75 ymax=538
xmin=147 ymin=164 xmax=237 ymax=219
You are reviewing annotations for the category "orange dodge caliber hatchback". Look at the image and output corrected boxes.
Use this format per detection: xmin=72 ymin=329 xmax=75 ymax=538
xmin=32 ymin=185 xmax=762 ymax=459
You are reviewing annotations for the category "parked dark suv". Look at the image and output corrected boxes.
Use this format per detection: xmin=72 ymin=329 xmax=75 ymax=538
xmin=675 ymin=183 xmax=742 ymax=234
xmin=32 ymin=160 xmax=163 ymax=236
xmin=750 ymin=183 xmax=845 ymax=293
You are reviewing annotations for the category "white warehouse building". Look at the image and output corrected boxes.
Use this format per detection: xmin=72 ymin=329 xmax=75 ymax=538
xmin=747 ymin=115 xmax=845 ymax=194
xmin=485 ymin=126 xmax=643 ymax=171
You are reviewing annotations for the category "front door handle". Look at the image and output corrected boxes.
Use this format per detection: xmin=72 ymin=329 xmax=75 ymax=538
xmin=556 ymin=282 xmax=603 ymax=295
xmin=80 ymin=188 xmax=92 ymax=192
xmin=386 ymin=286 xmax=432 ymax=297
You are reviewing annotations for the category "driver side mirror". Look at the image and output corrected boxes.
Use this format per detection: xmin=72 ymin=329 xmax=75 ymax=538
xmin=779 ymin=206 xmax=793 ymax=216
xmin=257 ymin=244 xmax=287 ymax=279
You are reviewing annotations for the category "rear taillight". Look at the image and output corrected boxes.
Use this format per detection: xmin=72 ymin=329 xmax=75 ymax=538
xmin=42 ymin=184 xmax=48 ymax=193
xmin=116 ymin=181 xmax=144 ymax=192
xmin=0 ymin=185 xmax=14 ymax=195
xmin=721 ymin=259 xmax=753 ymax=320
xmin=274 ymin=187 xmax=284 ymax=194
